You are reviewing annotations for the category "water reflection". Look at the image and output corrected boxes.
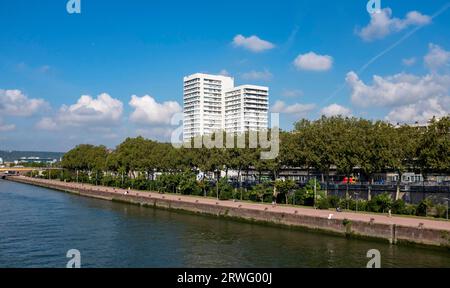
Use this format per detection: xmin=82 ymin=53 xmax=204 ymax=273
xmin=0 ymin=180 xmax=449 ymax=268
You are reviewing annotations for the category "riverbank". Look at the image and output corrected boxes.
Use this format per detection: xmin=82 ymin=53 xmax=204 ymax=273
xmin=6 ymin=176 xmax=450 ymax=249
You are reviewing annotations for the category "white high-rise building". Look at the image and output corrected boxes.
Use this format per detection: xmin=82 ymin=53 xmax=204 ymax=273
xmin=225 ymin=85 xmax=269 ymax=134
xmin=183 ymin=73 xmax=234 ymax=141
xmin=183 ymin=73 xmax=269 ymax=141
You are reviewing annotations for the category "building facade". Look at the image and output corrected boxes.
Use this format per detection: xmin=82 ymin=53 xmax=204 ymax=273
xmin=225 ymin=85 xmax=269 ymax=134
xmin=183 ymin=73 xmax=269 ymax=141
xmin=183 ymin=73 xmax=234 ymax=141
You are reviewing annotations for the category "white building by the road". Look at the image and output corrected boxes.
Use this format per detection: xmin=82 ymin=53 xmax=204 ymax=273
xmin=183 ymin=73 xmax=269 ymax=141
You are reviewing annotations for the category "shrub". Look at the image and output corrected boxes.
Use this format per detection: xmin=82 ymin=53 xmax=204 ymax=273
xmin=416 ymin=198 xmax=433 ymax=217
xmin=339 ymin=198 xmax=356 ymax=210
xmin=218 ymin=178 xmax=233 ymax=200
xmin=288 ymin=189 xmax=306 ymax=205
xmin=101 ymin=175 xmax=116 ymax=187
xmin=317 ymin=197 xmax=330 ymax=210
xmin=219 ymin=189 xmax=233 ymax=200
xmin=367 ymin=193 xmax=392 ymax=213
xmin=391 ymin=199 xmax=407 ymax=215
xmin=249 ymin=183 xmax=273 ymax=203
xmin=434 ymin=204 xmax=448 ymax=219
xmin=404 ymin=204 xmax=417 ymax=215
xmin=327 ymin=195 xmax=341 ymax=208
xmin=355 ymin=200 xmax=368 ymax=212
xmin=178 ymin=172 xmax=201 ymax=195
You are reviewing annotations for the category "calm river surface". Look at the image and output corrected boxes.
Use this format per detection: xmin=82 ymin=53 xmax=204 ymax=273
xmin=0 ymin=179 xmax=449 ymax=268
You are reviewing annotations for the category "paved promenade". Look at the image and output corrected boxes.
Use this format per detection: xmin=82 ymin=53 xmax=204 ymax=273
xmin=9 ymin=176 xmax=450 ymax=232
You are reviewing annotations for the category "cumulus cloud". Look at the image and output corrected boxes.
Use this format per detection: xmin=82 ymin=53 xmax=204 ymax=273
xmin=241 ymin=69 xmax=273 ymax=81
xmin=0 ymin=89 xmax=48 ymax=117
xmin=321 ymin=104 xmax=352 ymax=117
xmin=293 ymin=52 xmax=333 ymax=72
xmin=386 ymin=97 xmax=450 ymax=124
xmin=58 ymin=93 xmax=123 ymax=126
xmin=424 ymin=43 xmax=450 ymax=71
xmin=232 ymin=34 xmax=275 ymax=52
xmin=346 ymin=65 xmax=450 ymax=124
xmin=346 ymin=71 xmax=450 ymax=108
xmin=129 ymin=95 xmax=181 ymax=125
xmin=271 ymin=100 xmax=315 ymax=115
xmin=36 ymin=93 xmax=123 ymax=130
xmin=357 ymin=8 xmax=431 ymax=41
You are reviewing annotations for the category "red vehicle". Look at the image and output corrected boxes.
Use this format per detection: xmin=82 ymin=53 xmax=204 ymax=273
xmin=342 ymin=177 xmax=357 ymax=184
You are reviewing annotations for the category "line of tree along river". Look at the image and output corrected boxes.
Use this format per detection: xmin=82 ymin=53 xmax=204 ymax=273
xmin=31 ymin=116 xmax=450 ymax=219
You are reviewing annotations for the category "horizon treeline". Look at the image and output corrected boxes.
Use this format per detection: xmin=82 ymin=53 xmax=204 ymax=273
xmin=59 ymin=116 xmax=450 ymax=183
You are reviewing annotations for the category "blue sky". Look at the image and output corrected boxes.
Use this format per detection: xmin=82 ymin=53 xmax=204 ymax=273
xmin=1 ymin=0 xmax=449 ymax=152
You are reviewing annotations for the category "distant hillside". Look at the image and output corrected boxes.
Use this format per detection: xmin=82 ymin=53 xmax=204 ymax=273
xmin=0 ymin=151 xmax=64 ymax=162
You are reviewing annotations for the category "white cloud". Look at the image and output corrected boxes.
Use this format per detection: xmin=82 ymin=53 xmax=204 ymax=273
xmin=232 ymin=34 xmax=275 ymax=53
xmin=386 ymin=97 xmax=450 ymax=124
xmin=129 ymin=95 xmax=181 ymax=125
xmin=321 ymin=104 xmax=352 ymax=117
xmin=0 ymin=118 xmax=15 ymax=132
xmin=36 ymin=93 xmax=123 ymax=130
xmin=281 ymin=89 xmax=303 ymax=98
xmin=0 ymin=89 xmax=48 ymax=117
xmin=58 ymin=93 xmax=123 ymax=126
xmin=346 ymin=64 xmax=450 ymax=124
xmin=357 ymin=8 xmax=431 ymax=41
xmin=424 ymin=43 xmax=450 ymax=71
xmin=241 ymin=69 xmax=273 ymax=81
xmin=293 ymin=52 xmax=333 ymax=72
xmin=346 ymin=71 xmax=450 ymax=108
xmin=36 ymin=117 xmax=58 ymax=131
xmin=402 ymin=57 xmax=416 ymax=66
xmin=271 ymin=100 xmax=315 ymax=115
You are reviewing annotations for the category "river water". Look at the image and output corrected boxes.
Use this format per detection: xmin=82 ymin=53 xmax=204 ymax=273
xmin=0 ymin=179 xmax=449 ymax=268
